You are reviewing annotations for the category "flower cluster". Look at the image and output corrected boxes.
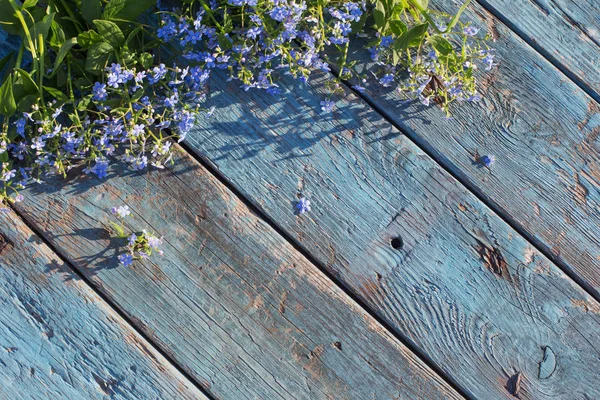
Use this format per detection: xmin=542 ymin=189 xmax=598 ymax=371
xmin=0 ymin=0 xmax=493 ymax=203
xmin=1 ymin=58 xmax=211 ymax=201
xmin=110 ymin=205 xmax=164 ymax=266
xmin=157 ymin=0 xmax=366 ymax=94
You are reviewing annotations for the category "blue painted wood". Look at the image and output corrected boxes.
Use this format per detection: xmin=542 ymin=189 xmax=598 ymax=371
xmin=0 ymin=211 xmax=207 ymax=399
xmin=183 ymin=68 xmax=600 ymax=399
xmin=474 ymin=0 xmax=600 ymax=101
xmin=14 ymin=151 xmax=461 ymax=399
xmin=334 ymin=0 xmax=600 ymax=299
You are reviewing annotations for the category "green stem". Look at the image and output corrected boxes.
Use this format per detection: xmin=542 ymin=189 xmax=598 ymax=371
xmin=406 ymin=0 xmax=442 ymax=34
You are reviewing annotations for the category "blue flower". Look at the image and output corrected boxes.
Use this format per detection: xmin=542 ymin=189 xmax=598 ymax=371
xmin=1 ymin=169 xmax=16 ymax=182
xmin=483 ymin=53 xmax=496 ymax=71
xmin=118 ymin=253 xmax=133 ymax=266
xmin=128 ymin=233 xmax=137 ymax=246
xmin=463 ymin=26 xmax=479 ymax=36
xmin=92 ymin=82 xmax=107 ymax=101
xmin=90 ymin=158 xmax=109 ymax=179
xmin=111 ymin=205 xmax=130 ymax=218
xmin=295 ymin=197 xmax=311 ymax=214
xmin=380 ymin=35 xmax=393 ymax=47
xmin=320 ymin=100 xmax=335 ymax=113
xmin=379 ymin=74 xmax=394 ymax=87
xmin=481 ymin=155 xmax=495 ymax=167
xmin=16 ymin=117 xmax=26 ymax=138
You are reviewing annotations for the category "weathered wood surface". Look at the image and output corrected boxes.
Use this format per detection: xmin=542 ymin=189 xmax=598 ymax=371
xmin=14 ymin=150 xmax=461 ymax=400
xmin=0 ymin=211 xmax=206 ymax=399
xmin=474 ymin=0 xmax=600 ymax=100
xmin=185 ymin=70 xmax=600 ymax=399
xmin=332 ymin=0 xmax=600 ymax=298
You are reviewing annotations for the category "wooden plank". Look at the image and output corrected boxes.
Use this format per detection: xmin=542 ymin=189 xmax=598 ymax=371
xmin=183 ymin=69 xmax=600 ymax=399
xmin=14 ymin=150 xmax=461 ymax=399
xmin=339 ymin=0 xmax=600 ymax=298
xmin=0 ymin=211 xmax=206 ymax=399
xmin=474 ymin=0 xmax=600 ymax=100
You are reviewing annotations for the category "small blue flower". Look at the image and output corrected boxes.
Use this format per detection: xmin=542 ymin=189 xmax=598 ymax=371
xmin=379 ymin=74 xmax=394 ymax=87
xmin=320 ymin=100 xmax=335 ymax=113
xmin=90 ymin=158 xmax=109 ymax=179
xmin=463 ymin=26 xmax=479 ymax=36
xmin=295 ymin=197 xmax=311 ymax=214
xmin=111 ymin=205 xmax=130 ymax=218
xmin=481 ymin=155 xmax=495 ymax=167
xmin=118 ymin=253 xmax=133 ymax=266
xmin=380 ymin=35 xmax=393 ymax=47
xmin=92 ymin=82 xmax=108 ymax=101
xmin=128 ymin=233 xmax=137 ymax=246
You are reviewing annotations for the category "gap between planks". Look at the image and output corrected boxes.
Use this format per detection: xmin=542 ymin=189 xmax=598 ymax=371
xmin=177 ymin=140 xmax=473 ymax=399
xmin=323 ymin=19 xmax=600 ymax=306
xmin=472 ymin=0 xmax=600 ymax=104
xmin=333 ymin=68 xmax=600 ymax=306
xmin=4 ymin=202 xmax=218 ymax=400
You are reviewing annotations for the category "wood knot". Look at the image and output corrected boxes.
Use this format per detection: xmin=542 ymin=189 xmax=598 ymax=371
xmin=539 ymin=346 xmax=556 ymax=379
xmin=477 ymin=242 xmax=511 ymax=281
xmin=0 ymin=233 xmax=12 ymax=255
xmin=507 ymin=371 xmax=523 ymax=397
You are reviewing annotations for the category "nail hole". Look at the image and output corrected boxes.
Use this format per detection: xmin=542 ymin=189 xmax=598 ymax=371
xmin=390 ymin=237 xmax=403 ymax=250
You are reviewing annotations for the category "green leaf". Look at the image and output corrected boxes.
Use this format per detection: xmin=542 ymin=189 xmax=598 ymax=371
xmin=49 ymin=20 xmax=66 ymax=49
xmin=103 ymin=0 xmax=155 ymax=21
xmin=85 ymin=41 xmax=114 ymax=72
xmin=82 ymin=0 xmax=102 ymax=25
xmin=14 ymin=68 xmax=38 ymax=94
xmin=93 ymin=20 xmax=125 ymax=48
xmin=394 ymin=22 xmax=429 ymax=50
xmin=22 ymin=0 xmax=38 ymax=9
xmin=16 ymin=93 xmax=39 ymax=112
xmin=0 ymin=0 xmax=20 ymax=35
xmin=138 ymin=52 xmax=153 ymax=69
xmin=43 ymin=86 xmax=68 ymax=102
xmin=0 ymin=76 xmax=17 ymax=117
xmin=412 ymin=0 xmax=429 ymax=8
xmin=125 ymin=24 xmax=143 ymax=45
xmin=76 ymin=94 xmax=92 ymax=111
xmin=428 ymin=35 xmax=453 ymax=55
xmin=33 ymin=12 xmax=55 ymax=42
xmin=77 ymin=29 xmax=103 ymax=48
xmin=390 ymin=20 xmax=407 ymax=36
xmin=373 ymin=0 xmax=386 ymax=30
xmin=217 ymin=34 xmax=232 ymax=50
xmin=50 ymin=37 xmax=77 ymax=77
xmin=0 ymin=52 xmax=14 ymax=77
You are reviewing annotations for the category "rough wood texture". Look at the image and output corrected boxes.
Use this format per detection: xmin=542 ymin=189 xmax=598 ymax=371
xmin=185 ymin=69 xmax=600 ymax=399
xmin=475 ymin=0 xmax=600 ymax=99
xmin=0 ymin=211 xmax=206 ymax=399
xmin=15 ymin=151 xmax=461 ymax=400
xmin=335 ymin=0 xmax=600 ymax=298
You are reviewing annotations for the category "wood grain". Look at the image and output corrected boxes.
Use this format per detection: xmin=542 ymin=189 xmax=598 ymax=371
xmin=332 ymin=0 xmax=600 ymax=298
xmin=184 ymin=69 xmax=600 ymax=399
xmin=474 ymin=0 xmax=600 ymax=99
xmin=14 ymin=150 xmax=461 ymax=400
xmin=0 ymin=211 xmax=206 ymax=399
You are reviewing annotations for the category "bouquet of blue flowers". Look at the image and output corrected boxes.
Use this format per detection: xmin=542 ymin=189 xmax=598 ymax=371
xmin=0 ymin=0 xmax=492 ymax=204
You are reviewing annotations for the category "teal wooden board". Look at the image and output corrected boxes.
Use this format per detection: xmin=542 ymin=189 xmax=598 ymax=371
xmin=337 ymin=0 xmax=600 ymax=298
xmin=0 ymin=211 xmax=206 ymax=399
xmin=15 ymin=150 xmax=461 ymax=400
xmin=474 ymin=0 xmax=600 ymax=101
xmin=184 ymin=69 xmax=600 ymax=399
